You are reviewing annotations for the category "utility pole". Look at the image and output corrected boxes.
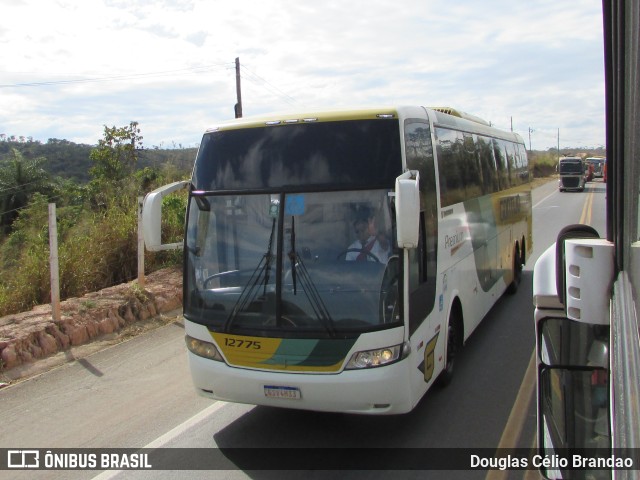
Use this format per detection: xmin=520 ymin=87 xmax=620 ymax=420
xmin=528 ymin=127 xmax=533 ymax=152
xmin=234 ymin=57 xmax=243 ymax=118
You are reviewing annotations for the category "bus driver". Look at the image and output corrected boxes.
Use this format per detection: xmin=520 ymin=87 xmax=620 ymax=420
xmin=346 ymin=216 xmax=391 ymax=263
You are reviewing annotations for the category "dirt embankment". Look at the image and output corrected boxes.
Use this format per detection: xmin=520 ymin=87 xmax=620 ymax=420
xmin=0 ymin=267 xmax=182 ymax=383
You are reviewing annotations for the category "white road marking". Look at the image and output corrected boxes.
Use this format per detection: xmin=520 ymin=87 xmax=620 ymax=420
xmin=91 ymin=401 xmax=229 ymax=479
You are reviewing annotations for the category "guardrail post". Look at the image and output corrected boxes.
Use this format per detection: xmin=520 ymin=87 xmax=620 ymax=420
xmin=48 ymin=203 xmax=61 ymax=322
xmin=137 ymin=196 xmax=145 ymax=288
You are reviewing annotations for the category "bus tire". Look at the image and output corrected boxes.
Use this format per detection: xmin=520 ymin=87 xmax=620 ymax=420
xmin=506 ymin=244 xmax=522 ymax=295
xmin=437 ymin=304 xmax=462 ymax=387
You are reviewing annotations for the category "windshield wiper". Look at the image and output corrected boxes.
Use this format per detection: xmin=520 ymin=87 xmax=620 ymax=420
xmin=288 ymin=216 xmax=298 ymax=295
xmin=287 ymin=215 xmax=335 ymax=337
xmin=224 ymin=217 xmax=277 ymax=332
xmin=223 ymin=210 xmax=336 ymax=337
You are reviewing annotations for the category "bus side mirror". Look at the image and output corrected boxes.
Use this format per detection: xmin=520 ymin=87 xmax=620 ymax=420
xmin=142 ymin=181 xmax=189 ymax=251
xmin=537 ymin=316 xmax=611 ymax=474
xmin=553 ymin=225 xmax=615 ymax=324
xmin=395 ymin=170 xmax=420 ymax=249
xmin=534 ymin=227 xmax=615 ymax=477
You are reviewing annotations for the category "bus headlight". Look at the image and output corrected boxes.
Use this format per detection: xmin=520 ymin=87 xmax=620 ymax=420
xmin=185 ymin=335 xmax=224 ymax=362
xmin=345 ymin=342 xmax=409 ymax=369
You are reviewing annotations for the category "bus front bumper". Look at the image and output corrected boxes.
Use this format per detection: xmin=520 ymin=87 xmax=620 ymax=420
xmin=188 ymin=352 xmax=414 ymax=415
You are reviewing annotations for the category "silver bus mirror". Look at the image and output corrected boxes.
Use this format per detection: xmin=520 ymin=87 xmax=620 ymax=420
xmin=395 ymin=170 xmax=420 ymax=249
xmin=142 ymin=181 xmax=189 ymax=251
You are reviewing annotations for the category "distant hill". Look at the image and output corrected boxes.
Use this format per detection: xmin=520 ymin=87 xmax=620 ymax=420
xmin=1 ymin=137 xmax=606 ymax=183
xmin=0 ymin=139 xmax=197 ymax=183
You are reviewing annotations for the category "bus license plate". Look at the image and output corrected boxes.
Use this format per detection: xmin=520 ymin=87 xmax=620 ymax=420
xmin=264 ymin=385 xmax=301 ymax=400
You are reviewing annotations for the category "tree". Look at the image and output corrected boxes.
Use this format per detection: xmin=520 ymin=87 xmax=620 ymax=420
xmin=0 ymin=149 xmax=52 ymax=233
xmin=89 ymin=121 xmax=143 ymax=183
xmin=88 ymin=122 xmax=144 ymax=209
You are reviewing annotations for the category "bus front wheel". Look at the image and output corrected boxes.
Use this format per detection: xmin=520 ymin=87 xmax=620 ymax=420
xmin=437 ymin=306 xmax=461 ymax=387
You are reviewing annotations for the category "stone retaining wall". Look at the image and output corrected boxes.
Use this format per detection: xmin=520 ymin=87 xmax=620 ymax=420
xmin=0 ymin=267 xmax=182 ymax=372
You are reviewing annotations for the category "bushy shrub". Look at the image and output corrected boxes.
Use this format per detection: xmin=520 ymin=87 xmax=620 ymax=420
xmin=532 ymin=161 xmax=556 ymax=177
xmin=0 ymin=194 xmax=51 ymax=314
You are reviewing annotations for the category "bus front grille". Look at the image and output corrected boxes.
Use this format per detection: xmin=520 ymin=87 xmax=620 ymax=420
xmin=561 ymin=177 xmax=580 ymax=188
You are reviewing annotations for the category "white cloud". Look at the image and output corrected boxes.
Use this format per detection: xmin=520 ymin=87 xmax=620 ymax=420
xmin=0 ymin=0 xmax=605 ymax=150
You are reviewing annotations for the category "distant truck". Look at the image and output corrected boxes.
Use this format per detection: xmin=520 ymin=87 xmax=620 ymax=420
xmin=558 ymin=156 xmax=586 ymax=192
xmin=585 ymin=156 xmax=606 ymax=178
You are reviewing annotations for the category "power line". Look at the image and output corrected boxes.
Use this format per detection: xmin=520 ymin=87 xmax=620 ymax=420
xmin=0 ymin=178 xmax=52 ymax=196
xmin=0 ymin=192 xmax=67 ymax=219
xmin=240 ymin=64 xmax=301 ymax=107
xmin=0 ymin=63 xmax=234 ymax=89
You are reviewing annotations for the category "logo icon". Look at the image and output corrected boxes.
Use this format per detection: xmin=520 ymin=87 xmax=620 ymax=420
xmin=7 ymin=450 xmax=39 ymax=468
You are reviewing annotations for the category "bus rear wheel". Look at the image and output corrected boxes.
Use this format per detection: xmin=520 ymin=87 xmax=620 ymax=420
xmin=506 ymin=244 xmax=522 ymax=295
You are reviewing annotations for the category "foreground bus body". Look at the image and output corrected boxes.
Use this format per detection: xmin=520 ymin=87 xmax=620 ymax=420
xmin=145 ymin=106 xmax=532 ymax=414
xmin=531 ymin=2 xmax=640 ymax=477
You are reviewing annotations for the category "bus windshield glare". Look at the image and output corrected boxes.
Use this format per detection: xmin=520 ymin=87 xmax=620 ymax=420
xmin=192 ymin=120 xmax=401 ymax=191
xmin=185 ymin=120 xmax=403 ymax=337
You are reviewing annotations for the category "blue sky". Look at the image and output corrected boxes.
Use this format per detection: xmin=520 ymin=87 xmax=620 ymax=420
xmin=1 ymin=0 xmax=605 ymax=150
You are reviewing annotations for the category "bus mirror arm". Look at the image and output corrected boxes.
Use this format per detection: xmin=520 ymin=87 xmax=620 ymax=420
xmin=395 ymin=170 xmax=420 ymax=249
xmin=142 ymin=180 xmax=190 ymax=251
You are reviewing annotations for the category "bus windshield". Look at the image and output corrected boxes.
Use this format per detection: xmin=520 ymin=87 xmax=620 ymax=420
xmin=185 ymin=119 xmax=404 ymax=337
xmin=184 ymin=190 xmax=400 ymax=337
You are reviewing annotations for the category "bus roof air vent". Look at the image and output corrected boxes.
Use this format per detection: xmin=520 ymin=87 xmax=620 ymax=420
xmin=431 ymin=107 xmax=457 ymax=116
xmin=430 ymin=107 xmax=491 ymax=126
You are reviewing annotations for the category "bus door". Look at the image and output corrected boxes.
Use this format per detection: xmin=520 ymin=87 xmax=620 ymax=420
xmin=404 ymin=121 xmax=440 ymax=392
xmin=533 ymin=225 xmax=614 ymax=479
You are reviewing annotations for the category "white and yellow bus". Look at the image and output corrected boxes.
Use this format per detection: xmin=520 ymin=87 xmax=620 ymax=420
xmin=143 ymin=106 xmax=532 ymax=414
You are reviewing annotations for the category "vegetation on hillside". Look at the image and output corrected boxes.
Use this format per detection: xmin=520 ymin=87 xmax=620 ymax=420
xmin=0 ymin=127 xmax=606 ymax=317
xmin=0 ymin=123 xmax=189 ymax=316
xmin=0 ymin=134 xmax=197 ymax=182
